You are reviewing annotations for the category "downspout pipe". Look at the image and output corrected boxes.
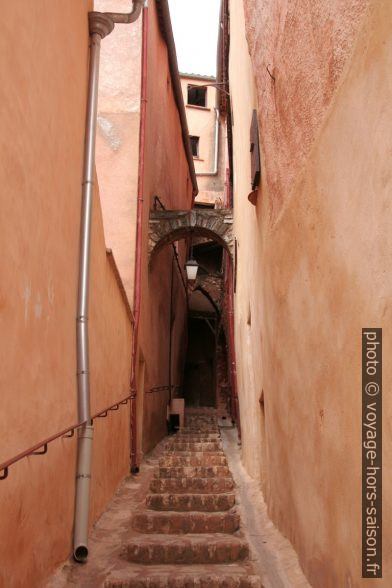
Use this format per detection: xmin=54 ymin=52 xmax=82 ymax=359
xmin=73 ymin=1 xmax=143 ymax=563
xmin=196 ymin=108 xmax=219 ymax=177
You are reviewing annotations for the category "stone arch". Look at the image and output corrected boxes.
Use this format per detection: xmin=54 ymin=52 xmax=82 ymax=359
xmin=149 ymin=209 xmax=234 ymax=263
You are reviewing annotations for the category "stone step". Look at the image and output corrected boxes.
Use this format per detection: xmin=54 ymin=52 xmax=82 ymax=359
xmin=146 ymin=493 xmax=236 ymax=512
xmin=156 ymin=466 xmax=232 ymax=479
xmin=179 ymin=429 xmax=219 ymax=435
xmin=162 ymin=451 xmax=225 ymax=459
xmin=184 ymin=420 xmax=217 ymax=424
xmin=186 ymin=419 xmax=217 ymax=422
xmin=159 ymin=455 xmax=227 ymax=467
xmin=173 ymin=435 xmax=221 ymax=442
xmin=150 ymin=477 xmax=234 ymax=494
xmin=132 ymin=511 xmax=240 ymax=534
xmin=105 ymin=572 xmax=262 ymax=587
xmin=125 ymin=535 xmax=249 ymax=564
xmin=164 ymin=442 xmax=222 ymax=452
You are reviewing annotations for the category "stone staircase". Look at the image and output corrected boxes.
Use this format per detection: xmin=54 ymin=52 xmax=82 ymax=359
xmin=105 ymin=411 xmax=262 ymax=587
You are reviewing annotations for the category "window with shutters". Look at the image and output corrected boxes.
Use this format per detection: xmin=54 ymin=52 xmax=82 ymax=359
xmin=250 ymin=109 xmax=261 ymax=190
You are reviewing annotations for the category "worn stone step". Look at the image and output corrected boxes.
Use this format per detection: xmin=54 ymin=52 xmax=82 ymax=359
xmin=125 ymin=535 xmax=249 ymax=564
xmin=185 ymin=414 xmax=218 ymax=427
xmin=181 ymin=423 xmax=218 ymax=428
xmin=150 ymin=477 xmax=234 ymax=494
xmin=173 ymin=435 xmax=221 ymax=442
xmin=146 ymin=493 xmax=236 ymax=512
xmin=156 ymin=466 xmax=232 ymax=479
xmin=164 ymin=442 xmax=222 ymax=452
xmin=162 ymin=451 xmax=225 ymax=459
xmin=159 ymin=455 xmax=227 ymax=467
xmin=105 ymin=572 xmax=262 ymax=587
xmin=180 ymin=430 xmax=219 ymax=435
xmin=132 ymin=511 xmax=240 ymax=534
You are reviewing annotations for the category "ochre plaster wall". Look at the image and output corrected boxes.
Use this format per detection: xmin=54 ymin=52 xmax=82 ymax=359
xmin=0 ymin=2 xmax=133 ymax=586
xmin=135 ymin=2 xmax=193 ymax=455
xmin=231 ymin=0 xmax=392 ymax=585
xmin=243 ymin=0 xmax=370 ymax=222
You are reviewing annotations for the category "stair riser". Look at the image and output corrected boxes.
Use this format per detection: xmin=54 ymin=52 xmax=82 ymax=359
xmin=105 ymin=576 xmax=262 ymax=587
xmin=132 ymin=512 xmax=240 ymax=534
xmin=173 ymin=436 xmax=221 ymax=442
xmin=126 ymin=541 xmax=249 ymax=564
xmin=156 ymin=466 xmax=232 ymax=479
xmin=164 ymin=443 xmax=222 ymax=452
xmin=163 ymin=452 xmax=225 ymax=459
xmin=146 ymin=494 xmax=236 ymax=512
xmin=159 ymin=455 xmax=227 ymax=467
xmin=150 ymin=478 xmax=234 ymax=494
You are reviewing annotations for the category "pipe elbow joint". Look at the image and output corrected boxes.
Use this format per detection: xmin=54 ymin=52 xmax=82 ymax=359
xmin=105 ymin=0 xmax=144 ymax=24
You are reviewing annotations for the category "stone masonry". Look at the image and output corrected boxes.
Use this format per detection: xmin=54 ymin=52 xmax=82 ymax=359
xmin=149 ymin=210 xmax=234 ymax=262
xmin=105 ymin=409 xmax=262 ymax=587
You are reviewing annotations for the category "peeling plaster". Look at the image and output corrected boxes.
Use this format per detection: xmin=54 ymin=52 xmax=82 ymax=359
xmin=97 ymin=116 xmax=122 ymax=151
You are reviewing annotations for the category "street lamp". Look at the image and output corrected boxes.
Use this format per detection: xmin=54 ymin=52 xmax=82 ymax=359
xmin=185 ymin=258 xmax=199 ymax=281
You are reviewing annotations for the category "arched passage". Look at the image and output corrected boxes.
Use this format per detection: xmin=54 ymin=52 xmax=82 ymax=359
xmin=148 ymin=207 xmax=238 ymax=426
xmin=148 ymin=208 xmax=234 ymax=263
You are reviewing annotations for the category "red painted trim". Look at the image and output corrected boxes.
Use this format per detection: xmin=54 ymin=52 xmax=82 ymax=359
xmin=0 ymin=394 xmax=133 ymax=481
xmin=226 ymin=256 xmax=241 ymax=440
xmin=130 ymin=4 xmax=148 ymax=470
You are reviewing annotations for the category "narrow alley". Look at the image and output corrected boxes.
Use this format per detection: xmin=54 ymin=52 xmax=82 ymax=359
xmin=1 ymin=0 xmax=391 ymax=587
xmin=47 ymin=409 xmax=307 ymax=588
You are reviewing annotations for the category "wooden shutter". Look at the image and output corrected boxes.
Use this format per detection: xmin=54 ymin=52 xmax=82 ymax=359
xmin=250 ymin=109 xmax=261 ymax=190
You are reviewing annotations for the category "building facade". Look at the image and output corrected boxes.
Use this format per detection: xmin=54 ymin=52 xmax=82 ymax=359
xmin=180 ymin=74 xmax=226 ymax=208
xmin=0 ymin=1 xmax=197 ymax=586
xmin=226 ymin=0 xmax=392 ymax=585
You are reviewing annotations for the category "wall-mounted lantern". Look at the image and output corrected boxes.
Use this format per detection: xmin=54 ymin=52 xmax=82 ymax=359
xmin=185 ymin=258 xmax=199 ymax=281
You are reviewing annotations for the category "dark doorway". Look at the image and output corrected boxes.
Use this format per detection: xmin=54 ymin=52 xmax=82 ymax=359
xmin=183 ymin=317 xmax=216 ymax=407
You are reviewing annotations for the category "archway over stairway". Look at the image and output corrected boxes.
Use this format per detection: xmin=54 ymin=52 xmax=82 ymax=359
xmin=148 ymin=208 xmax=234 ymax=263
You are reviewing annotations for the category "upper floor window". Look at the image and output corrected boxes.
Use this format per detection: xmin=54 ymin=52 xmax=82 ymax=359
xmin=189 ymin=136 xmax=200 ymax=157
xmin=187 ymin=85 xmax=207 ymax=107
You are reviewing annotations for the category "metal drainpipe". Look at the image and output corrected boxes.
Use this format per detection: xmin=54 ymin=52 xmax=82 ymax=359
xmin=196 ymin=108 xmax=219 ymax=177
xmin=168 ymin=252 xmax=175 ymax=403
xmin=73 ymin=1 xmax=143 ymax=563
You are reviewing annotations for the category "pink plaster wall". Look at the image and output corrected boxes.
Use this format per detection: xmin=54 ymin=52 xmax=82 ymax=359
xmin=231 ymin=0 xmax=392 ymax=585
xmin=180 ymin=75 xmax=226 ymax=206
xmin=0 ymin=2 xmax=133 ymax=586
xmin=95 ymin=0 xmax=142 ymax=304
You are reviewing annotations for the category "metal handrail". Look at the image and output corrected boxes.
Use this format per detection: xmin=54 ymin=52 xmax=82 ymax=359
xmin=146 ymin=384 xmax=180 ymax=394
xmin=0 ymin=393 xmax=133 ymax=481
